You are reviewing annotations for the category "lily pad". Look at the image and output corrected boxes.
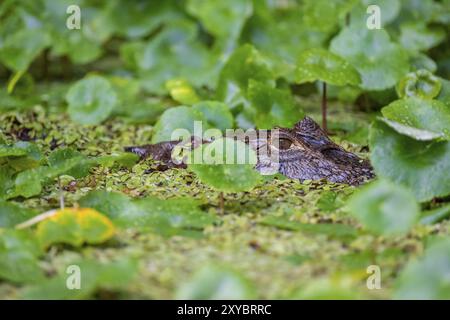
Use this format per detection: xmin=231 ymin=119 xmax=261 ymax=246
xmin=347 ymin=179 xmax=419 ymax=236
xmin=66 ymin=75 xmax=118 ymax=125
xmin=0 ymin=230 xmax=45 ymax=284
xmin=0 ymin=200 xmax=38 ymax=228
xmin=79 ymin=191 xmax=217 ymax=235
xmin=186 ymin=0 xmax=252 ymax=44
xmin=151 ymin=106 xmax=208 ymax=143
xmin=0 ymin=141 xmax=43 ymax=170
xmin=176 ymin=264 xmax=256 ymax=299
xmin=247 ymin=80 xmax=303 ymax=129
xmin=378 ymin=118 xmax=444 ymax=141
xmin=0 ymin=28 xmax=51 ymax=72
xmin=394 ymin=239 xmax=450 ymax=299
xmin=294 ymin=48 xmax=360 ymax=86
xmin=192 ymin=101 xmax=234 ymax=132
xmin=189 ymin=138 xmax=262 ymax=193
xmin=369 ymin=120 xmax=450 ymax=202
xmin=303 ymin=0 xmax=357 ymax=33
xmin=216 ymin=44 xmax=274 ymax=106
xmin=22 ymin=258 xmax=138 ymax=299
xmin=381 ymin=98 xmax=450 ymax=140
xmin=399 ymin=23 xmax=446 ymax=53
xmin=330 ymin=26 xmax=409 ymax=90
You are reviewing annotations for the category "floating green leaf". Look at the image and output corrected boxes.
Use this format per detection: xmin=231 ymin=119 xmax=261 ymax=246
xmin=396 ymin=69 xmax=442 ymax=99
xmin=303 ymin=0 xmax=357 ymax=32
xmin=330 ymin=26 xmax=409 ymax=90
xmin=176 ymin=264 xmax=256 ymax=299
xmin=151 ymin=106 xmax=208 ymax=143
xmin=0 ymin=141 xmax=43 ymax=170
xmin=0 ymin=200 xmax=38 ymax=228
xmin=79 ymin=191 xmax=217 ymax=235
xmin=66 ymin=75 xmax=118 ymax=125
xmin=247 ymin=80 xmax=303 ymax=129
xmin=192 ymin=101 xmax=234 ymax=131
xmin=378 ymin=117 xmax=444 ymax=141
xmin=369 ymin=120 xmax=450 ymax=202
xmin=189 ymin=138 xmax=262 ymax=193
xmin=0 ymin=28 xmax=50 ymax=72
xmin=295 ymin=48 xmax=360 ymax=86
xmin=399 ymin=23 xmax=446 ymax=53
xmin=22 ymin=258 xmax=138 ymax=299
xmin=381 ymin=98 xmax=450 ymax=140
xmin=216 ymin=44 xmax=274 ymax=106
xmin=186 ymin=0 xmax=252 ymax=44
xmin=395 ymin=239 xmax=450 ymax=299
xmin=137 ymin=19 xmax=214 ymax=94
xmin=347 ymin=179 xmax=419 ymax=235
xmin=0 ymin=230 xmax=45 ymax=284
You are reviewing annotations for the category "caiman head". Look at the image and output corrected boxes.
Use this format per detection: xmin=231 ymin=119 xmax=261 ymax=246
xmin=253 ymin=116 xmax=374 ymax=185
xmin=125 ymin=116 xmax=374 ymax=185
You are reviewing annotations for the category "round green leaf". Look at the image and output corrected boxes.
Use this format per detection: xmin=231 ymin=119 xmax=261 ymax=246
xmin=189 ymin=138 xmax=262 ymax=193
xmin=399 ymin=23 xmax=446 ymax=53
xmin=437 ymin=78 xmax=450 ymax=107
xmin=379 ymin=118 xmax=444 ymax=141
xmin=192 ymin=101 xmax=234 ymax=132
xmin=176 ymin=264 xmax=256 ymax=299
xmin=295 ymin=48 xmax=361 ymax=86
xmin=369 ymin=120 xmax=450 ymax=202
xmin=330 ymin=26 xmax=409 ymax=90
xmin=303 ymin=0 xmax=357 ymax=33
xmin=347 ymin=179 xmax=419 ymax=236
xmin=395 ymin=239 xmax=450 ymax=299
xmin=0 ymin=28 xmax=51 ymax=72
xmin=66 ymin=75 xmax=118 ymax=125
xmin=0 ymin=201 xmax=37 ymax=228
xmin=186 ymin=0 xmax=252 ymax=40
xmin=151 ymin=106 xmax=208 ymax=143
xmin=396 ymin=69 xmax=442 ymax=99
xmin=0 ymin=230 xmax=45 ymax=284
xmin=216 ymin=44 xmax=274 ymax=104
xmin=381 ymin=98 xmax=450 ymax=140
xmin=247 ymin=80 xmax=303 ymax=129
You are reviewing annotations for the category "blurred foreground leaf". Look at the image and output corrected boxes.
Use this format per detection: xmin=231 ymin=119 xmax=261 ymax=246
xmin=370 ymin=120 xmax=450 ymax=202
xmin=22 ymin=258 xmax=138 ymax=299
xmin=395 ymin=239 xmax=450 ymax=299
xmin=176 ymin=264 xmax=256 ymax=299
xmin=347 ymin=179 xmax=419 ymax=236
xmin=66 ymin=75 xmax=118 ymax=125
xmin=189 ymin=138 xmax=262 ymax=193
xmin=0 ymin=230 xmax=44 ymax=284
xmin=36 ymin=208 xmax=115 ymax=249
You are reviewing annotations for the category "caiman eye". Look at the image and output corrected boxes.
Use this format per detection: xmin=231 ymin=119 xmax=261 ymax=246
xmin=277 ymin=138 xmax=293 ymax=150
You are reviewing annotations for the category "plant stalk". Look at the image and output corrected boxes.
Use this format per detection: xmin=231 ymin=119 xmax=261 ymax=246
xmin=322 ymin=82 xmax=327 ymax=132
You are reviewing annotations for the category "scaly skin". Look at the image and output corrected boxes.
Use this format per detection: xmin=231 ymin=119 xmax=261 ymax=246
xmin=125 ymin=117 xmax=374 ymax=185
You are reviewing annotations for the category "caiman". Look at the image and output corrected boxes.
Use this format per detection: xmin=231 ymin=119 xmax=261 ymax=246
xmin=125 ymin=116 xmax=374 ymax=186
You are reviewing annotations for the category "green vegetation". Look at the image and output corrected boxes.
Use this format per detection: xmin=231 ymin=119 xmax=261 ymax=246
xmin=0 ymin=0 xmax=450 ymax=299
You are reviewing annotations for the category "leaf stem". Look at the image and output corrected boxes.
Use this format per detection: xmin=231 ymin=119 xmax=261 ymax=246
xmin=322 ymin=82 xmax=328 ymax=132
